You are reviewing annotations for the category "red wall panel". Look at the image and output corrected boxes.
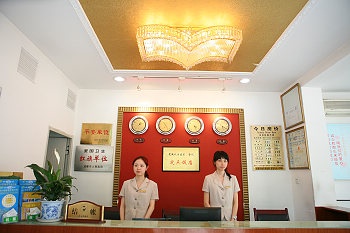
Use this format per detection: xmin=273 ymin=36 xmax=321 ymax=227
xmin=119 ymin=112 xmax=244 ymax=219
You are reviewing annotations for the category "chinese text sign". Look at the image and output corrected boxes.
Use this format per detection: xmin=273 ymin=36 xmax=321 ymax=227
xmin=251 ymin=125 xmax=284 ymax=170
xmin=80 ymin=123 xmax=112 ymax=145
xmin=74 ymin=145 xmax=113 ymax=172
xmin=327 ymin=124 xmax=350 ymax=180
xmin=163 ymin=147 xmax=200 ymax=171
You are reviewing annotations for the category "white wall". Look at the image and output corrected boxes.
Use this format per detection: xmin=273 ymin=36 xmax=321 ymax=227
xmin=0 ymin=13 xmax=78 ymax=178
xmin=302 ymin=87 xmax=337 ymax=207
xmin=72 ymin=90 xmax=312 ymax=220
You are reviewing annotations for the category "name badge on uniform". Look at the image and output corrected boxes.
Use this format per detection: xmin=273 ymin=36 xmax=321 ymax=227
xmin=225 ymin=186 xmax=231 ymax=189
xmin=138 ymin=189 xmax=146 ymax=193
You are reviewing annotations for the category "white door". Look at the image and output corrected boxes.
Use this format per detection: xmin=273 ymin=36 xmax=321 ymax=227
xmin=45 ymin=130 xmax=71 ymax=177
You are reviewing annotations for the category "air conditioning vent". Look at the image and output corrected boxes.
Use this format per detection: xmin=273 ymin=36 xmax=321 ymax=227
xmin=66 ymin=89 xmax=76 ymax=111
xmin=17 ymin=48 xmax=38 ymax=83
xmin=324 ymin=100 xmax=350 ymax=117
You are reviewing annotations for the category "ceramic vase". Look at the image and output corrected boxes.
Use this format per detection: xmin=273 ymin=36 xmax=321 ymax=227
xmin=39 ymin=200 xmax=64 ymax=222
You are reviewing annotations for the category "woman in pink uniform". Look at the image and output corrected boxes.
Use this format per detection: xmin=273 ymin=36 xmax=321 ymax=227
xmin=119 ymin=156 xmax=159 ymax=220
xmin=202 ymin=151 xmax=240 ymax=221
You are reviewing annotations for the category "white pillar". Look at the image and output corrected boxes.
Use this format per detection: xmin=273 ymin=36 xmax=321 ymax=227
xmin=302 ymin=87 xmax=337 ymax=206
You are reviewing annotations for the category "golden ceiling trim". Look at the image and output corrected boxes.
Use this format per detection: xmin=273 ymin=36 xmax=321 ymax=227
xmin=78 ymin=0 xmax=309 ymax=73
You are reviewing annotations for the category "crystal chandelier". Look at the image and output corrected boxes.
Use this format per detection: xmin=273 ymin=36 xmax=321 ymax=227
xmin=136 ymin=25 xmax=242 ymax=70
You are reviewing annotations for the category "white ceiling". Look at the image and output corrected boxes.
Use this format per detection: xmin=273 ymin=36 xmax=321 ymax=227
xmin=1 ymin=0 xmax=349 ymax=92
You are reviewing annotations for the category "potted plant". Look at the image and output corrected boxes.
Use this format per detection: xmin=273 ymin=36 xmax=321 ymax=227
xmin=26 ymin=160 xmax=77 ymax=222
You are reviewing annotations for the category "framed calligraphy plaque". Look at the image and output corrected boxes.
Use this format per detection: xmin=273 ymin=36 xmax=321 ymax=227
xmin=162 ymin=147 xmax=200 ymax=171
xmin=80 ymin=123 xmax=112 ymax=145
xmin=251 ymin=125 xmax=284 ymax=170
xmin=280 ymin=83 xmax=305 ymax=130
xmin=285 ymin=126 xmax=310 ymax=169
xmin=74 ymin=145 xmax=114 ymax=172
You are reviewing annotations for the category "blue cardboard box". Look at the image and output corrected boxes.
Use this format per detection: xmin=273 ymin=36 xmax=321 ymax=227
xmin=18 ymin=180 xmax=37 ymax=186
xmin=0 ymin=185 xmax=19 ymax=224
xmin=19 ymin=183 xmax=41 ymax=220
xmin=0 ymin=179 xmax=18 ymax=186
xmin=19 ymin=185 xmax=41 ymax=206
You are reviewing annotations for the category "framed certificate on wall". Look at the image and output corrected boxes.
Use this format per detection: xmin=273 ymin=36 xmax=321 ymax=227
xmin=280 ymin=83 xmax=305 ymax=130
xmin=285 ymin=126 xmax=310 ymax=169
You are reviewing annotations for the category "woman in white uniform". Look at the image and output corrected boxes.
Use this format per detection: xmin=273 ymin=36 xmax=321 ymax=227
xmin=202 ymin=151 xmax=240 ymax=221
xmin=119 ymin=156 xmax=159 ymax=220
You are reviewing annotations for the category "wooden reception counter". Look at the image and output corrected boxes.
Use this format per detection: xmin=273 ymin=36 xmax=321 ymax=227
xmin=315 ymin=206 xmax=350 ymax=221
xmin=1 ymin=220 xmax=350 ymax=233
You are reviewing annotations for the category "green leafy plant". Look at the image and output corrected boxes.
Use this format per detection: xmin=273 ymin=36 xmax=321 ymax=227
xmin=26 ymin=161 xmax=77 ymax=201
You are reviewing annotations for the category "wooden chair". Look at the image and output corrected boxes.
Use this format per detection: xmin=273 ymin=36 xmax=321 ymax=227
xmin=253 ymin=208 xmax=290 ymax=221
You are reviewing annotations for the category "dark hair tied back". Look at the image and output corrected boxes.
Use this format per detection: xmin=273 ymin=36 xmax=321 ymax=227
xmin=213 ymin=151 xmax=232 ymax=180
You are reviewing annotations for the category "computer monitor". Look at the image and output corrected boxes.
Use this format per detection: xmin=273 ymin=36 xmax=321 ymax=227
xmin=179 ymin=207 xmax=221 ymax=221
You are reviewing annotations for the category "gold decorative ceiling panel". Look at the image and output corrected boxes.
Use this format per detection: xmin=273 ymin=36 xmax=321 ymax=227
xmin=79 ymin=0 xmax=308 ymax=72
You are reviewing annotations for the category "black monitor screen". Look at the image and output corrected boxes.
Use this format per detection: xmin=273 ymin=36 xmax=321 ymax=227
xmin=179 ymin=207 xmax=221 ymax=221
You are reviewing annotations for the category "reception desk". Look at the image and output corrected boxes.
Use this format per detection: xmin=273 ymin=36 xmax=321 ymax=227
xmin=1 ymin=220 xmax=350 ymax=233
xmin=315 ymin=206 xmax=350 ymax=221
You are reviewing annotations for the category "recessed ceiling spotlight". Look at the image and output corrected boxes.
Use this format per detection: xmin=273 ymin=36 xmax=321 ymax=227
xmin=114 ymin=76 xmax=125 ymax=82
xmin=240 ymin=78 xmax=250 ymax=84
